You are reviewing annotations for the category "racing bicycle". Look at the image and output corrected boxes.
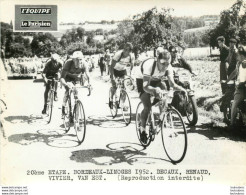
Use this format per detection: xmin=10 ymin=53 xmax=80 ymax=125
xmin=62 ymin=82 xmax=92 ymax=144
xmin=109 ymin=76 xmax=134 ymax=125
xmin=44 ymin=78 xmax=59 ymax=124
xmin=135 ymin=89 xmax=188 ymax=163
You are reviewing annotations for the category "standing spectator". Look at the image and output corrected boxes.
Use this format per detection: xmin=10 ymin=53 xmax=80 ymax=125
xmin=1 ymin=46 xmax=6 ymax=70
xmin=220 ymin=38 xmax=238 ymax=117
xmin=98 ymin=54 xmax=105 ymax=76
xmin=104 ymin=49 xmax=111 ymax=75
xmin=226 ymin=38 xmax=238 ymax=79
xmin=217 ymin=36 xmax=229 ymax=94
xmin=91 ymin=56 xmax=96 ymax=69
xmin=226 ymin=41 xmax=246 ymax=128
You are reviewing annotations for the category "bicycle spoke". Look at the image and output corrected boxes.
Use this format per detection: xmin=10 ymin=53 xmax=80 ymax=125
xmin=161 ymin=108 xmax=187 ymax=163
xmin=74 ymin=101 xmax=86 ymax=144
xmin=120 ymin=90 xmax=132 ymax=125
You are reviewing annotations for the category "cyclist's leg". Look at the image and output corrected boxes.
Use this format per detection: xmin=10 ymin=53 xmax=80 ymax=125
xmin=42 ymin=82 xmax=50 ymax=113
xmin=119 ymin=70 xmax=127 ymax=103
xmin=157 ymin=81 xmax=167 ymax=119
xmin=110 ymin=69 xmax=118 ymax=101
xmin=230 ymin=86 xmax=244 ymax=126
xmin=140 ymin=92 xmax=151 ymax=131
xmin=54 ymin=78 xmax=58 ymax=100
xmin=62 ymin=86 xmax=69 ymax=115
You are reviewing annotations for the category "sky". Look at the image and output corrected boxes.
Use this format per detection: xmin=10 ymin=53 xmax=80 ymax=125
xmin=0 ymin=0 xmax=237 ymax=24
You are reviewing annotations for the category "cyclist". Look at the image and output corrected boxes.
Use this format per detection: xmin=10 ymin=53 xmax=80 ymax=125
xmin=109 ymin=42 xmax=135 ymax=109
xmin=169 ymin=46 xmax=196 ymax=75
xmin=60 ymin=51 xmax=91 ymax=118
xmin=136 ymin=49 xmax=187 ymax=144
xmin=42 ymin=53 xmax=62 ymax=114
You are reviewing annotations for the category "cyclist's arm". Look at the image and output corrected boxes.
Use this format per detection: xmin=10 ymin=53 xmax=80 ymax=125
xmin=226 ymin=62 xmax=239 ymax=83
xmin=167 ymin=72 xmax=186 ymax=92
xmin=84 ymin=64 xmax=90 ymax=85
xmin=130 ymin=54 xmax=135 ymax=74
xmin=142 ymin=75 xmax=157 ymax=95
xmin=41 ymin=63 xmax=49 ymax=83
xmin=110 ymin=59 xmax=117 ymax=79
xmin=60 ymin=62 xmax=70 ymax=87
xmin=180 ymin=57 xmax=193 ymax=74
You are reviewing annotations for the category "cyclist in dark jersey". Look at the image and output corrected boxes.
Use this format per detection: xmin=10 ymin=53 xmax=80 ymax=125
xmin=42 ymin=54 xmax=63 ymax=114
xmin=60 ymin=51 xmax=91 ymax=116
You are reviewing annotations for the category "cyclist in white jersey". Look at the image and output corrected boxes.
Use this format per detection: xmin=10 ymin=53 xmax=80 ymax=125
xmin=136 ymin=50 xmax=187 ymax=143
xmin=109 ymin=42 xmax=135 ymax=108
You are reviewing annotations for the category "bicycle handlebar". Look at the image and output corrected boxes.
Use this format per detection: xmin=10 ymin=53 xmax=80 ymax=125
xmin=47 ymin=78 xmax=59 ymax=82
xmin=67 ymin=83 xmax=92 ymax=96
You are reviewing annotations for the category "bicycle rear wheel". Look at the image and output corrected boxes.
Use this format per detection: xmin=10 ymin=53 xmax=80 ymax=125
xmin=109 ymin=87 xmax=118 ymax=118
xmin=63 ymin=95 xmax=72 ymax=132
xmin=161 ymin=108 xmax=187 ymax=163
xmin=135 ymin=102 xmax=152 ymax=147
xmin=74 ymin=100 xmax=86 ymax=144
xmin=120 ymin=90 xmax=132 ymax=125
xmin=46 ymin=91 xmax=54 ymax=124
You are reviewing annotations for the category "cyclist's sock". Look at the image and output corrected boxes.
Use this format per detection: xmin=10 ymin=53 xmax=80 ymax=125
xmin=140 ymin=126 xmax=146 ymax=133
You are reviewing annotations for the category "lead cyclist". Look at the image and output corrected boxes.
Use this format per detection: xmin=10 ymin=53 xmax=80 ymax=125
xmin=136 ymin=49 xmax=187 ymax=144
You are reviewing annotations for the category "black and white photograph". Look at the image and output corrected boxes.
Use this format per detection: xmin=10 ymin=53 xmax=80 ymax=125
xmin=0 ymin=0 xmax=246 ymax=194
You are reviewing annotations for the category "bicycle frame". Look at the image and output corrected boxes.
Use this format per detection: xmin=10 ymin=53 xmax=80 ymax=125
xmin=148 ymin=90 xmax=175 ymax=135
xmin=47 ymin=78 xmax=59 ymax=93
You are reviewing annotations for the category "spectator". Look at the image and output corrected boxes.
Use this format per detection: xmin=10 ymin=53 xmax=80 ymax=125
xmin=98 ymin=54 xmax=105 ymax=76
xmin=104 ymin=49 xmax=111 ymax=75
xmin=217 ymin=36 xmax=229 ymax=94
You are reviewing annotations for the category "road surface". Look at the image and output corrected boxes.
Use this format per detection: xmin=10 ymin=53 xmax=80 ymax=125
xmin=1 ymin=68 xmax=246 ymax=185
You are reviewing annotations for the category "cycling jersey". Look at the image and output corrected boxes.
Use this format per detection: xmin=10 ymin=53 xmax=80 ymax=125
xmin=113 ymin=50 xmax=135 ymax=71
xmin=43 ymin=59 xmax=62 ymax=78
xmin=61 ymin=59 xmax=88 ymax=82
xmin=136 ymin=58 xmax=172 ymax=96
xmin=137 ymin=58 xmax=173 ymax=80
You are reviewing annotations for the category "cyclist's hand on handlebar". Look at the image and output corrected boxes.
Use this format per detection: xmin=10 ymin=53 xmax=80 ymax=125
xmin=153 ymin=87 xmax=163 ymax=99
xmin=66 ymin=82 xmax=73 ymax=89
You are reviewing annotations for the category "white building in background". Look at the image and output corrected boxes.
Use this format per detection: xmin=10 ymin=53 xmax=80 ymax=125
xmin=203 ymin=16 xmax=220 ymax=27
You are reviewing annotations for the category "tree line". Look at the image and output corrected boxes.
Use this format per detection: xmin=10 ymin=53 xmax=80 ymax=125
xmin=1 ymin=0 xmax=245 ymax=58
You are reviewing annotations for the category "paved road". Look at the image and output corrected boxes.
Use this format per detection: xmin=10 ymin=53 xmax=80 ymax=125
xmin=1 ymin=69 xmax=246 ymax=184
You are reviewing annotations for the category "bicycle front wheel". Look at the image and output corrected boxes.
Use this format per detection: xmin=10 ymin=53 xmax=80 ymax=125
xmin=161 ymin=108 xmax=187 ymax=163
xmin=46 ymin=91 xmax=54 ymax=124
xmin=120 ymin=90 xmax=132 ymax=125
xmin=74 ymin=100 xmax=86 ymax=144
xmin=135 ymin=102 xmax=152 ymax=147
xmin=109 ymin=87 xmax=118 ymax=118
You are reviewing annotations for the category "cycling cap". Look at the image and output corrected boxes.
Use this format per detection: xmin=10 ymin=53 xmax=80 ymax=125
xmin=51 ymin=53 xmax=60 ymax=61
xmin=71 ymin=51 xmax=83 ymax=59
xmin=217 ymin=36 xmax=225 ymax=42
xmin=229 ymin=38 xmax=237 ymax=43
xmin=156 ymin=47 xmax=165 ymax=56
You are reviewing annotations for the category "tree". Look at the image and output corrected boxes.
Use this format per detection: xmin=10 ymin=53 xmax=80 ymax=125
xmin=30 ymin=32 xmax=59 ymax=57
xmin=77 ymin=27 xmax=85 ymax=39
xmin=86 ymin=31 xmax=95 ymax=46
xmin=208 ymin=0 xmax=246 ymax=48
